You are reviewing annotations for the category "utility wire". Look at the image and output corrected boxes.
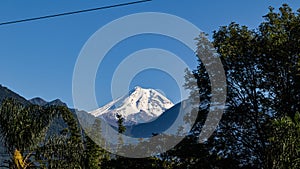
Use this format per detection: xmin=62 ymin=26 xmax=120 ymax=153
xmin=0 ymin=0 xmax=152 ymax=26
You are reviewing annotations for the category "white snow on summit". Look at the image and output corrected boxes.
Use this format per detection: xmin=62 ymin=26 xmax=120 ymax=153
xmin=89 ymin=86 xmax=174 ymax=126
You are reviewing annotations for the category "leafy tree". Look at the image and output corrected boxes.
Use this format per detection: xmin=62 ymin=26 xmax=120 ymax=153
xmin=266 ymin=112 xmax=300 ymax=169
xmin=183 ymin=3 xmax=299 ymax=168
xmin=258 ymin=5 xmax=300 ymax=118
xmin=212 ymin=22 xmax=270 ymax=167
xmin=207 ymin=4 xmax=299 ymax=168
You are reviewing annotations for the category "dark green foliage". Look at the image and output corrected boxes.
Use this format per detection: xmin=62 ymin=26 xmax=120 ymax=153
xmin=0 ymin=98 xmax=86 ymax=168
xmin=0 ymin=97 xmax=111 ymax=169
xmin=35 ymin=106 xmax=85 ymax=168
xmin=212 ymin=22 xmax=270 ymax=167
xmin=258 ymin=5 xmax=300 ymax=118
xmin=116 ymin=114 xmax=126 ymax=134
xmin=0 ymin=99 xmax=65 ymax=168
xmin=0 ymin=99 xmax=56 ymax=153
xmin=266 ymin=112 xmax=300 ymax=169
xmin=84 ymin=136 xmax=109 ymax=169
xmin=178 ymin=3 xmax=300 ymax=168
xmin=163 ymin=137 xmax=240 ymax=169
xmin=212 ymin=4 xmax=299 ymax=168
xmin=36 ymin=134 xmax=83 ymax=169
xmin=102 ymin=157 xmax=167 ymax=169
xmin=84 ymin=118 xmax=110 ymax=169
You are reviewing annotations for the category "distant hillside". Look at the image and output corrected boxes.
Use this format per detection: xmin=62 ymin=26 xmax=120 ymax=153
xmin=0 ymin=84 xmax=68 ymax=108
xmin=29 ymin=97 xmax=67 ymax=107
xmin=0 ymin=84 xmax=30 ymax=105
xmin=125 ymin=100 xmax=193 ymax=138
xmin=28 ymin=97 xmax=48 ymax=106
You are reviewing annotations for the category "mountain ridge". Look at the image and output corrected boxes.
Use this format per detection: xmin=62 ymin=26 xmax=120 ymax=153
xmin=0 ymin=84 xmax=30 ymax=105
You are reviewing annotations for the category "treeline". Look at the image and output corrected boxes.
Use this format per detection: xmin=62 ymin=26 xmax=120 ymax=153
xmin=0 ymin=4 xmax=299 ymax=169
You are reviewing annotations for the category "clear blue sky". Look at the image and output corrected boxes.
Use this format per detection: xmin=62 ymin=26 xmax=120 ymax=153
xmin=0 ymin=0 xmax=299 ymax=109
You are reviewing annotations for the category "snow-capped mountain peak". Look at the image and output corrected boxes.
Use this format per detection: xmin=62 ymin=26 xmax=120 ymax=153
xmin=89 ymin=86 xmax=174 ymax=126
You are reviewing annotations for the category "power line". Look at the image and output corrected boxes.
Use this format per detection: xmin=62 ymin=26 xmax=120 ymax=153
xmin=0 ymin=0 xmax=152 ymax=26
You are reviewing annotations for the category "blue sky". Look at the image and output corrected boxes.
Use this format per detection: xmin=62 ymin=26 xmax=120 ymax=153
xmin=0 ymin=0 xmax=299 ymax=110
